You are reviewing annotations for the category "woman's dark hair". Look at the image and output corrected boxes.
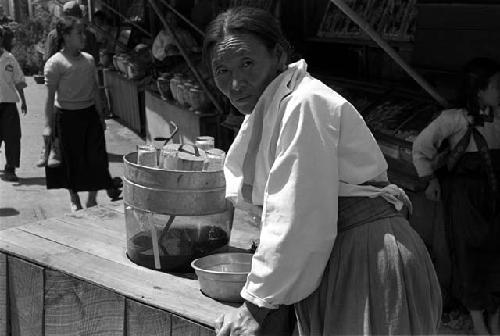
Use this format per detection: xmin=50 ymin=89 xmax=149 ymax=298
xmin=458 ymin=57 xmax=500 ymax=124
xmin=202 ymin=6 xmax=291 ymax=69
xmin=56 ymin=15 xmax=80 ymax=51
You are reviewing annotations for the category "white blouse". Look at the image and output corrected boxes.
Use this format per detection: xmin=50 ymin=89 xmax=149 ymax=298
xmin=224 ymin=60 xmax=392 ymax=309
xmin=412 ymin=108 xmax=500 ymax=177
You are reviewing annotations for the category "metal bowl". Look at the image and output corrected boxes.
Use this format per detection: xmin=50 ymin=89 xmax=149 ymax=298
xmin=191 ymin=253 xmax=252 ymax=302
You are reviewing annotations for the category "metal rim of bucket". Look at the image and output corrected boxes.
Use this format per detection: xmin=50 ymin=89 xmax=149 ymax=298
xmin=123 ymin=152 xmax=223 ymax=174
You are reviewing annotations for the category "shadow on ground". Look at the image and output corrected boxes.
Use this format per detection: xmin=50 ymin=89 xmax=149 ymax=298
xmin=12 ymin=177 xmax=46 ymax=186
xmin=0 ymin=208 xmax=20 ymax=217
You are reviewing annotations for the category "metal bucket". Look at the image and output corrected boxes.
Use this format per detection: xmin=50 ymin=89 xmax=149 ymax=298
xmin=123 ymin=152 xmax=228 ymax=216
xmin=123 ymin=152 xmax=233 ymax=272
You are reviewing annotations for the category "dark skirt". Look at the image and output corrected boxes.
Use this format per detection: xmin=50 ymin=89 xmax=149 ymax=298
xmin=441 ymin=150 xmax=500 ymax=312
xmin=45 ymin=106 xmax=113 ymax=192
xmin=295 ymin=197 xmax=442 ymax=335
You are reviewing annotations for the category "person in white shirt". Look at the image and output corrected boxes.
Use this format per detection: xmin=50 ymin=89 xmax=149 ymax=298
xmin=413 ymin=58 xmax=500 ymax=335
xmin=204 ymin=7 xmax=441 ymax=336
xmin=0 ymin=26 xmax=27 ymax=182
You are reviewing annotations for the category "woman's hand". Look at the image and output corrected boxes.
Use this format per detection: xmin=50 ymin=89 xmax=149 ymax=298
xmin=42 ymin=125 xmax=53 ymax=138
xmin=215 ymin=303 xmax=261 ymax=336
xmin=425 ymin=178 xmax=441 ymax=201
xmin=21 ymin=102 xmax=27 ymax=115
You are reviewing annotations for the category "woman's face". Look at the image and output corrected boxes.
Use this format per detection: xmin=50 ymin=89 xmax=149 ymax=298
xmin=478 ymin=72 xmax=500 ymax=109
xmin=211 ymin=33 xmax=281 ymax=115
xmin=64 ymin=23 xmax=85 ymax=51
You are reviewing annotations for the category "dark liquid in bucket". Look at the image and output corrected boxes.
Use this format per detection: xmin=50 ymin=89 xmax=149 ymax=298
xmin=127 ymin=225 xmax=229 ymax=272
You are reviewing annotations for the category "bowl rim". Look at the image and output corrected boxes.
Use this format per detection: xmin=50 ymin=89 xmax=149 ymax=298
xmin=191 ymin=252 xmax=253 ymax=276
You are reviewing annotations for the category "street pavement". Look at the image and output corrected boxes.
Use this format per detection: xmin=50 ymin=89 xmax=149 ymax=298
xmin=0 ymin=77 xmax=144 ymax=230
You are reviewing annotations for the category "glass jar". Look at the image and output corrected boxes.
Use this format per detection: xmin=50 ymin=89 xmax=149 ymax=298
xmin=137 ymin=144 xmax=157 ymax=168
xmin=125 ymin=204 xmax=234 ymax=272
xmin=169 ymin=74 xmax=183 ymax=103
xmin=123 ymin=150 xmax=234 ymax=273
xmin=182 ymin=81 xmax=194 ymax=108
xmin=157 ymin=75 xmax=172 ymax=100
xmin=195 ymin=136 xmax=215 ymax=151
xmin=203 ymin=148 xmax=226 ymax=172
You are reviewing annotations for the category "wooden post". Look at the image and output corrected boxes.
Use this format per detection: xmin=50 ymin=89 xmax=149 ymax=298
xmin=27 ymin=0 xmax=32 ymax=19
xmin=329 ymin=0 xmax=449 ymax=108
xmin=8 ymin=0 xmax=14 ymax=21
xmin=0 ymin=253 xmax=7 ymax=336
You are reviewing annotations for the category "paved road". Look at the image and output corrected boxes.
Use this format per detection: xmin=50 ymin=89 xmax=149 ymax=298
xmin=0 ymin=77 xmax=143 ymax=229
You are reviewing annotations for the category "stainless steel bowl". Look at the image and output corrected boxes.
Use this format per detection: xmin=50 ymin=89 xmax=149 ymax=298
xmin=191 ymin=253 xmax=252 ymax=302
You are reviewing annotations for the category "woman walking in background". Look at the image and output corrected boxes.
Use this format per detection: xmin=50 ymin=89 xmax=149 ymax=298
xmin=413 ymin=58 xmax=500 ymax=335
xmin=43 ymin=16 xmax=115 ymax=211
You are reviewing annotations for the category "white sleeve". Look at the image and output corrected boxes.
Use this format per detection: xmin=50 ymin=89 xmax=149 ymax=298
xmin=241 ymin=95 xmax=339 ymax=308
xmin=412 ymin=110 xmax=461 ymax=177
xmin=12 ymin=57 xmax=26 ymax=85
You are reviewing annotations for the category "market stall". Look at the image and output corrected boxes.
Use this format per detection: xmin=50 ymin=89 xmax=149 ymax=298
xmin=0 ymin=202 xmax=260 ymax=336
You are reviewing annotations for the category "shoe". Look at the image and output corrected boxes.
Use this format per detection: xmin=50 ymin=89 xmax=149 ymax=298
xmin=2 ymin=170 xmax=18 ymax=182
xmin=47 ymin=148 xmax=61 ymax=168
xmin=70 ymin=202 xmax=83 ymax=212
xmin=106 ymin=187 xmax=121 ymax=201
xmin=47 ymin=138 xmax=62 ymax=168
xmin=37 ymin=136 xmax=50 ymax=167
xmin=36 ymin=146 xmax=47 ymax=167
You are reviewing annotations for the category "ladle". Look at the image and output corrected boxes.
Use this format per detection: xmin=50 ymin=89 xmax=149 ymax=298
xmin=152 ymin=121 xmax=179 ymax=258
xmin=153 ymin=121 xmax=179 ymax=146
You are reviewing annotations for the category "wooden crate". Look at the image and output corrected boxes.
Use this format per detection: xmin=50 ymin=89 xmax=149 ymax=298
xmin=104 ymin=70 xmax=145 ymax=136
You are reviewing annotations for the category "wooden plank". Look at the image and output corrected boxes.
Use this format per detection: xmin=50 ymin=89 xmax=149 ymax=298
xmin=0 ymin=228 xmax=235 ymax=327
xmin=199 ymin=326 xmax=216 ymax=336
xmin=171 ymin=314 xmax=208 ymax=336
xmin=15 ymin=218 xmax=130 ymax=269
xmin=8 ymin=257 xmax=43 ymax=336
xmin=45 ymin=269 xmax=125 ymax=336
xmin=126 ymin=299 xmax=171 ymax=336
xmin=0 ymin=253 xmax=7 ymax=336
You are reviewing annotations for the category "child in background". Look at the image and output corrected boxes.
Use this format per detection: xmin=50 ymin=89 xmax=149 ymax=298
xmin=0 ymin=26 xmax=27 ymax=182
xmin=44 ymin=16 xmax=115 ymax=211
xmin=413 ymin=58 xmax=500 ymax=335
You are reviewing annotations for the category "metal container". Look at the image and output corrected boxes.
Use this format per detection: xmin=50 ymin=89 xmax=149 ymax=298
xmin=123 ymin=152 xmax=226 ymax=215
xmin=123 ymin=152 xmax=234 ymax=272
xmin=191 ymin=253 xmax=252 ymax=302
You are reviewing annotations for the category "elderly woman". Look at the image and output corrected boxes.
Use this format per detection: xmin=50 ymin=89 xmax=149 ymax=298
xmin=204 ymin=7 xmax=442 ymax=335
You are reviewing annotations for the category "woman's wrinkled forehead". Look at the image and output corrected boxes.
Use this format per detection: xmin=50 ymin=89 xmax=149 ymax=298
xmin=211 ymin=33 xmax=265 ymax=66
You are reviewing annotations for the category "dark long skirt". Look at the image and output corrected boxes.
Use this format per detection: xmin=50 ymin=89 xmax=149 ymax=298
xmin=441 ymin=150 xmax=500 ymax=312
xmin=45 ymin=106 xmax=113 ymax=191
xmin=295 ymin=197 xmax=442 ymax=335
xmin=0 ymin=102 xmax=21 ymax=169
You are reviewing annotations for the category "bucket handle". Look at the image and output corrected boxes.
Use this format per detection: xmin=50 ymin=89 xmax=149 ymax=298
xmin=178 ymin=144 xmax=201 ymax=157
